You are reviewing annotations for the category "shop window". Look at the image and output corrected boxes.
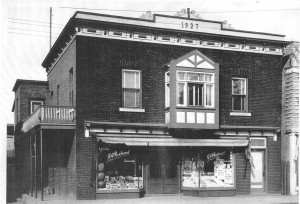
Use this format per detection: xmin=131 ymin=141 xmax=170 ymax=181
xmin=182 ymin=148 xmax=234 ymax=189
xmin=122 ymin=70 xmax=141 ymax=108
xmin=177 ymin=71 xmax=214 ymax=107
xmin=232 ymin=78 xmax=247 ymax=112
xmin=97 ymin=142 xmax=143 ymax=190
xmin=30 ymin=100 xmax=43 ymax=114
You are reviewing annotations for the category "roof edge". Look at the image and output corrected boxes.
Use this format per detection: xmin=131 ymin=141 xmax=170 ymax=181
xmin=12 ymin=79 xmax=48 ymax=92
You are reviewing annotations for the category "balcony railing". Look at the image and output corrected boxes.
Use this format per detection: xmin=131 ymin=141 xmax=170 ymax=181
xmin=22 ymin=106 xmax=75 ymax=133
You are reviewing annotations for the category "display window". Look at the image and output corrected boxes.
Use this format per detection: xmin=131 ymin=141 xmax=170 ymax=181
xmin=182 ymin=148 xmax=234 ymax=189
xmin=97 ymin=141 xmax=143 ymax=191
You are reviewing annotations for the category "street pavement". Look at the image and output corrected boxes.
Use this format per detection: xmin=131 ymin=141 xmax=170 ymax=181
xmin=15 ymin=194 xmax=299 ymax=204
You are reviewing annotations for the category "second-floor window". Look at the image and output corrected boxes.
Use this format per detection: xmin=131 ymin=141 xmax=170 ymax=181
xmin=232 ymin=78 xmax=247 ymax=112
xmin=177 ymin=71 xmax=214 ymax=107
xmin=30 ymin=100 xmax=43 ymax=114
xmin=122 ymin=70 xmax=141 ymax=108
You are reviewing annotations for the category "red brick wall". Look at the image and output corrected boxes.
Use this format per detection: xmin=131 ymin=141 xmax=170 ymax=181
xmin=267 ymin=136 xmax=281 ymax=193
xmin=46 ymin=39 xmax=77 ymax=198
xmin=45 ymin=131 xmax=76 ymax=198
xmin=47 ymin=40 xmax=76 ymax=107
xmin=75 ymin=37 xmax=282 ymax=127
xmin=72 ymin=36 xmax=282 ymax=199
xmin=235 ymin=149 xmax=251 ymax=195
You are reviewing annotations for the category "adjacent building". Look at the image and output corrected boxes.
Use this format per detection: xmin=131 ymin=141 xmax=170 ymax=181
xmin=7 ymin=124 xmax=15 ymax=202
xmin=12 ymin=9 xmax=293 ymax=200
xmin=282 ymin=41 xmax=299 ymax=195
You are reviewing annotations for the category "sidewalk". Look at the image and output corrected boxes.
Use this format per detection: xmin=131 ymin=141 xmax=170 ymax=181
xmin=18 ymin=194 xmax=299 ymax=204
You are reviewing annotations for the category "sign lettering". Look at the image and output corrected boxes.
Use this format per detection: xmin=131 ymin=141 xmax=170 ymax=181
xmin=107 ymin=149 xmax=130 ymax=163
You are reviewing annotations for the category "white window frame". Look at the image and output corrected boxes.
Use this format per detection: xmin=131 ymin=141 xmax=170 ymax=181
xmin=232 ymin=77 xmax=248 ymax=112
xmin=30 ymin=100 xmax=43 ymax=114
xmin=176 ymin=71 xmax=214 ymax=108
xmin=165 ymin=71 xmax=170 ymax=107
xmin=122 ymin=69 xmax=141 ymax=108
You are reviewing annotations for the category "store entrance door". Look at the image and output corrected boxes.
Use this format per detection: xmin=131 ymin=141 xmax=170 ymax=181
xmin=147 ymin=149 xmax=179 ymax=194
xmin=251 ymin=150 xmax=265 ymax=192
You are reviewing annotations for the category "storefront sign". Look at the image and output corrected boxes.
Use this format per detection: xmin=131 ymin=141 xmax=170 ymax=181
xmin=206 ymin=151 xmax=226 ymax=162
xmin=107 ymin=149 xmax=130 ymax=163
xmin=124 ymin=159 xmax=135 ymax=163
xmin=99 ymin=147 xmax=109 ymax=153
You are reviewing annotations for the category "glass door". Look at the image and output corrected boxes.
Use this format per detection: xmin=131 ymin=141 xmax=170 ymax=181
xmin=251 ymin=150 xmax=265 ymax=192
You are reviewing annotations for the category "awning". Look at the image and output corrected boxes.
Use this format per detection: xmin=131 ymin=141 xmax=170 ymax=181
xmin=97 ymin=134 xmax=248 ymax=147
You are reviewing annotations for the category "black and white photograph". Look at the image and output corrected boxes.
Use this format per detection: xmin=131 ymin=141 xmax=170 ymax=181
xmin=1 ymin=0 xmax=299 ymax=203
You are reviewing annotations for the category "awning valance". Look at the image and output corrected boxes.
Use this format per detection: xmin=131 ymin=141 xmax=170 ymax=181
xmin=97 ymin=134 xmax=248 ymax=147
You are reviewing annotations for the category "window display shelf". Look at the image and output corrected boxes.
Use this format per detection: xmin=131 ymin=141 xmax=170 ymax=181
xmin=96 ymin=189 xmax=141 ymax=193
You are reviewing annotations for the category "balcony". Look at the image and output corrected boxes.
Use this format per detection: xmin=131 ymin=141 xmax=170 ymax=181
xmin=22 ymin=106 xmax=75 ymax=133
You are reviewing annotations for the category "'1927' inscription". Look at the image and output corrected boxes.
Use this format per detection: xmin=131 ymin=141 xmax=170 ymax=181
xmin=181 ymin=22 xmax=199 ymax=30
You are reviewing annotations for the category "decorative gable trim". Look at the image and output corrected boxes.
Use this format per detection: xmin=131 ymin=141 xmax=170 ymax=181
xmin=175 ymin=50 xmax=216 ymax=69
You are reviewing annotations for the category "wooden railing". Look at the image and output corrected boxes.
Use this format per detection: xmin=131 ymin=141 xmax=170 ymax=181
xmin=22 ymin=106 xmax=75 ymax=133
xmin=39 ymin=106 xmax=75 ymax=123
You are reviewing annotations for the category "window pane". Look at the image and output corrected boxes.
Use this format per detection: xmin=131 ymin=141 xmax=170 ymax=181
xmin=165 ymin=72 xmax=170 ymax=82
xmin=135 ymin=72 xmax=140 ymax=88
xmin=178 ymin=72 xmax=186 ymax=80
xmin=188 ymin=73 xmax=199 ymax=81
xmin=232 ymin=95 xmax=246 ymax=111
xmin=31 ymin=102 xmax=43 ymax=113
xmin=199 ymin=73 xmax=204 ymax=81
xmin=178 ymin=83 xmax=185 ymax=105
xmin=97 ymin=143 xmax=143 ymax=190
xmin=124 ymin=71 xmax=139 ymax=89
xmin=206 ymin=85 xmax=213 ymax=106
xmin=205 ymin=74 xmax=212 ymax=82
xmin=124 ymin=89 xmax=139 ymax=107
xmin=232 ymin=79 xmax=245 ymax=95
xmin=165 ymin=83 xmax=170 ymax=107
xmin=188 ymin=84 xmax=203 ymax=106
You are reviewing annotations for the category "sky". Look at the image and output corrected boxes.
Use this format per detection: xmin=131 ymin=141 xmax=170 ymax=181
xmin=0 ymin=0 xmax=299 ymax=202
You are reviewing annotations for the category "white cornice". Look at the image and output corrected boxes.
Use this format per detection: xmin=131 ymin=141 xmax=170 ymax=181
xmin=75 ymin=12 xmax=286 ymax=42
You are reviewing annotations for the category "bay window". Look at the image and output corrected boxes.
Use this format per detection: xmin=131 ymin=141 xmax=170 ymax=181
xmin=122 ymin=70 xmax=141 ymax=108
xmin=177 ymin=71 xmax=214 ymax=108
xmin=232 ymin=78 xmax=247 ymax=112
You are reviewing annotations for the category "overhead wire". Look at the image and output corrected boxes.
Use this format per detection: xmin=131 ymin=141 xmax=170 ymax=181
xmin=8 ymin=27 xmax=61 ymax=35
xmin=8 ymin=17 xmax=64 ymax=26
xmin=58 ymin=6 xmax=300 ymax=13
xmin=8 ymin=21 xmax=64 ymax=29
xmin=8 ymin=31 xmax=58 ymax=38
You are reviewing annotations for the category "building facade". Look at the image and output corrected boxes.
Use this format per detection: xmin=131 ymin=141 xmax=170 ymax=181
xmin=13 ymin=10 xmax=291 ymax=200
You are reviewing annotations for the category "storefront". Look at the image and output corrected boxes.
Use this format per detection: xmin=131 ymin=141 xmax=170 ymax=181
xmin=92 ymin=124 xmax=249 ymax=199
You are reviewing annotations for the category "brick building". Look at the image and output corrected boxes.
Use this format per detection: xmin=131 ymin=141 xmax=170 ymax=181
xmin=11 ymin=79 xmax=48 ymax=199
xmin=12 ymin=10 xmax=291 ymax=200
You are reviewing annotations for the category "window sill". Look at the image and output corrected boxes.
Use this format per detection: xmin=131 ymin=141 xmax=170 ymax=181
xmin=176 ymin=106 xmax=216 ymax=110
xmin=119 ymin=107 xmax=145 ymax=112
xmin=230 ymin=112 xmax=251 ymax=117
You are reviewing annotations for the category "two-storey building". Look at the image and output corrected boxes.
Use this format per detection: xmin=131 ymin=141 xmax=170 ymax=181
xmin=13 ymin=9 xmax=290 ymax=200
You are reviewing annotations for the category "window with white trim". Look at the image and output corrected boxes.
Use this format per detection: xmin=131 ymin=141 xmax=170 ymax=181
xmin=122 ymin=70 xmax=141 ymax=108
xmin=30 ymin=100 xmax=43 ymax=114
xmin=232 ymin=78 xmax=247 ymax=112
xmin=177 ymin=71 xmax=214 ymax=107
xmin=165 ymin=72 xmax=170 ymax=107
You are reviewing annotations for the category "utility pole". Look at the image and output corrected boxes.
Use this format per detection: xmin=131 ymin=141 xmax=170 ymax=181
xmin=50 ymin=7 xmax=52 ymax=49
